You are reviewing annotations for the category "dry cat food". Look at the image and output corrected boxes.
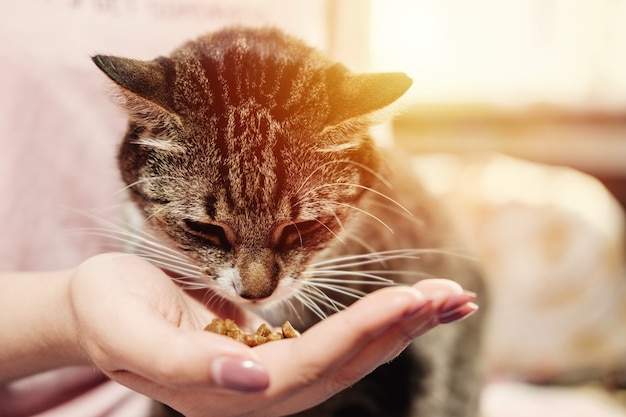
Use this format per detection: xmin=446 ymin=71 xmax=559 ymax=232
xmin=204 ymin=318 xmax=298 ymax=347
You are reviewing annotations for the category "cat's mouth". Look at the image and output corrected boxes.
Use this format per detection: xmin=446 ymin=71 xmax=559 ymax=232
xmin=237 ymin=284 xmax=295 ymax=306
xmin=214 ymin=268 xmax=298 ymax=308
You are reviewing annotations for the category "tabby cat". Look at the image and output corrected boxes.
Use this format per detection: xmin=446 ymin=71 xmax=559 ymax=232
xmin=92 ymin=27 xmax=485 ymax=417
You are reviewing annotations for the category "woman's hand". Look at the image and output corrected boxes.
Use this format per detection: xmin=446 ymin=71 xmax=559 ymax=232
xmin=69 ymin=253 xmax=477 ymax=417
xmin=4 ymin=253 xmax=477 ymax=417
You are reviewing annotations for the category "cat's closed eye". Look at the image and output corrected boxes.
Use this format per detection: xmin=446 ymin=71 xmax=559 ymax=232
xmin=277 ymin=220 xmax=325 ymax=249
xmin=183 ymin=219 xmax=231 ymax=249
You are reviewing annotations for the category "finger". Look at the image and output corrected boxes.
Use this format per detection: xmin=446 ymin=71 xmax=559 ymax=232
xmin=413 ymin=278 xmax=465 ymax=308
xmin=341 ymin=286 xmax=479 ymax=372
xmin=413 ymin=279 xmax=478 ymax=323
xmin=282 ymin=281 xmax=479 ymax=411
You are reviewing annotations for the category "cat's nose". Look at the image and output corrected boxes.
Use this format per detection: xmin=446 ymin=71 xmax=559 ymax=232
xmin=237 ymin=274 xmax=278 ymax=300
xmin=235 ymin=250 xmax=280 ymax=300
xmin=239 ymin=289 xmax=273 ymax=301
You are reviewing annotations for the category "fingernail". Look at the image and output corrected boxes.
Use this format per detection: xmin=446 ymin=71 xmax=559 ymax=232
xmin=438 ymin=291 xmax=476 ymax=315
xmin=438 ymin=302 xmax=479 ymax=324
xmin=212 ymin=358 xmax=269 ymax=392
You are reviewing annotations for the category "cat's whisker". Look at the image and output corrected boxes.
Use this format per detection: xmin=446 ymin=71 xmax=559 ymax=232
xmin=131 ymin=137 xmax=186 ymax=153
xmin=283 ymin=297 xmax=305 ymax=326
xmin=142 ymin=204 xmax=173 ymax=223
xmin=68 ymin=227 xmax=202 ymax=280
xmin=317 ymin=202 xmax=346 ymax=235
xmin=293 ymin=292 xmax=329 ymax=321
xmin=309 ymin=270 xmax=436 ymax=287
xmin=323 ymin=200 xmax=395 ymax=234
xmin=262 ymin=295 xmax=307 ymax=328
xmin=310 ymin=248 xmax=468 ymax=269
xmin=202 ymin=288 xmax=230 ymax=309
xmin=82 ymin=202 xmax=128 ymax=215
xmin=110 ymin=176 xmax=179 ymax=199
xmin=137 ymin=255 xmax=202 ymax=278
xmin=296 ymin=281 xmax=345 ymax=319
xmin=62 ymin=207 xmax=183 ymax=257
xmin=68 ymin=227 xmax=189 ymax=266
xmin=344 ymin=234 xmax=379 ymax=258
xmin=303 ymin=280 xmax=350 ymax=308
xmin=312 ymin=217 xmax=346 ymax=245
xmin=300 ymin=287 xmax=347 ymax=314
xmin=297 ymin=182 xmax=413 ymax=219
xmin=200 ymin=288 xmax=217 ymax=306
xmin=336 ymin=159 xmax=393 ymax=189
xmin=307 ymin=276 xmax=396 ymax=286
xmin=293 ymin=159 xmax=393 ymax=198
xmin=329 ymin=208 xmax=346 ymax=235
xmin=63 ymin=208 xmax=205 ymax=281
xmin=293 ymin=161 xmax=342 ymax=197
xmin=170 ymin=277 xmax=208 ymax=291
xmin=301 ymin=280 xmax=367 ymax=300
xmin=318 ymin=270 xmax=436 ymax=281
xmin=314 ymin=255 xmax=421 ymax=270
xmin=367 ymin=199 xmax=426 ymax=229
xmin=287 ymin=221 xmax=305 ymax=248
xmin=304 ymin=267 xmax=397 ymax=283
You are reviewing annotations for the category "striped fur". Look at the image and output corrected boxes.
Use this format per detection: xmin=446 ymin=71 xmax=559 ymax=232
xmin=93 ymin=27 xmax=484 ymax=417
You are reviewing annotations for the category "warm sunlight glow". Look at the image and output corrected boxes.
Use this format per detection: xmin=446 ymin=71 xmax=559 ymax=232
xmin=370 ymin=0 xmax=626 ymax=109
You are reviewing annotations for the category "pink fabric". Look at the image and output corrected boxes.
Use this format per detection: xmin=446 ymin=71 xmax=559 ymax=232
xmin=0 ymin=368 xmax=151 ymax=417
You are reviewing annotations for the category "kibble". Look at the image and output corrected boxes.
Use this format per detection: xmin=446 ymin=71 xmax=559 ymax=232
xmin=204 ymin=318 xmax=298 ymax=347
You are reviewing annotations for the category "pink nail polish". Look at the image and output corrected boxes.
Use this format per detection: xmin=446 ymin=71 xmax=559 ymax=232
xmin=438 ymin=302 xmax=479 ymax=323
xmin=213 ymin=358 xmax=269 ymax=392
xmin=438 ymin=291 xmax=476 ymax=315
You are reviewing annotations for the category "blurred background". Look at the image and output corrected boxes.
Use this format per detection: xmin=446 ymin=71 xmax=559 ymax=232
xmin=334 ymin=0 xmax=626 ymax=210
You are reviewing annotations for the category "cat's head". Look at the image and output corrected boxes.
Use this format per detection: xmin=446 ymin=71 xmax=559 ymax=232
xmin=93 ymin=27 xmax=411 ymax=307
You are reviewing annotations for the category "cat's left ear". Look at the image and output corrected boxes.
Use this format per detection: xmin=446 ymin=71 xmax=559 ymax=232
xmin=326 ymin=65 xmax=412 ymax=126
xmin=92 ymin=54 xmax=177 ymax=116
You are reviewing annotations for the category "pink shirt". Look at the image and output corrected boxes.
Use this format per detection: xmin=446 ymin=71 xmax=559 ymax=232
xmin=0 ymin=368 xmax=151 ymax=417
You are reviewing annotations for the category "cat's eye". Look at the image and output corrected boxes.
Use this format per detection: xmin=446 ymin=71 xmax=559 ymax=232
xmin=278 ymin=220 xmax=324 ymax=249
xmin=183 ymin=219 xmax=230 ymax=249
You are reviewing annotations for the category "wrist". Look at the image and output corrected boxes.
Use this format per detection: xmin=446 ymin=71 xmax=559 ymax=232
xmin=51 ymin=268 xmax=91 ymax=368
xmin=0 ymin=269 xmax=88 ymax=383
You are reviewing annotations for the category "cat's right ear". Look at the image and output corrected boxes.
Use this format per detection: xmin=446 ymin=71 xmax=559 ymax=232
xmin=92 ymin=55 xmax=179 ymax=119
xmin=325 ymin=64 xmax=412 ymax=126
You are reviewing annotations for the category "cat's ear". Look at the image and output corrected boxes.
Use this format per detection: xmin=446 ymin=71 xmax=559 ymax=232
xmin=326 ymin=65 xmax=412 ymax=126
xmin=92 ymin=55 xmax=178 ymax=118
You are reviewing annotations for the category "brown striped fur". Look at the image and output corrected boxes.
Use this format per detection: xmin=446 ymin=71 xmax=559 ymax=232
xmin=93 ymin=27 xmax=485 ymax=417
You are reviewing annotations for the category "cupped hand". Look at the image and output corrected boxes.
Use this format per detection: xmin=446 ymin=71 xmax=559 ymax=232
xmin=69 ymin=253 xmax=477 ymax=417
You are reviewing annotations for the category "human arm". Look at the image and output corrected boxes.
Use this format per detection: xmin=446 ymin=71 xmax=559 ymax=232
xmin=0 ymin=269 xmax=81 ymax=383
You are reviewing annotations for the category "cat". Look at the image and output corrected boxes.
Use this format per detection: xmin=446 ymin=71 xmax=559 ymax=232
xmin=92 ymin=26 xmax=486 ymax=417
